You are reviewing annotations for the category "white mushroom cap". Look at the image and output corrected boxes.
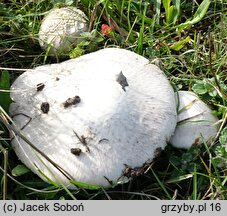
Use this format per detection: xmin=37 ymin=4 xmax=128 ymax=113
xmin=170 ymin=91 xmax=219 ymax=149
xmin=10 ymin=48 xmax=177 ymax=188
xmin=38 ymin=7 xmax=88 ymax=56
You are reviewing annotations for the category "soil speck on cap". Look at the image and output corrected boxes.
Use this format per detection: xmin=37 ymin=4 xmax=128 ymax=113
xmin=37 ymin=83 xmax=45 ymax=91
xmin=123 ymin=164 xmax=145 ymax=178
xmin=71 ymin=148 xmax=82 ymax=156
xmin=41 ymin=102 xmax=49 ymax=114
xmin=63 ymin=96 xmax=81 ymax=108
xmin=192 ymin=137 xmax=200 ymax=146
xmin=153 ymin=147 xmax=162 ymax=158
xmin=116 ymin=71 xmax=129 ymax=92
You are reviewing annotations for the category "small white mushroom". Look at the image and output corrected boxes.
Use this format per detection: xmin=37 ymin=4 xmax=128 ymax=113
xmin=170 ymin=91 xmax=219 ymax=149
xmin=10 ymin=48 xmax=177 ymax=188
xmin=38 ymin=7 xmax=88 ymax=56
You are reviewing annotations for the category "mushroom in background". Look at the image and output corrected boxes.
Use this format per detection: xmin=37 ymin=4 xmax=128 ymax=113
xmin=9 ymin=48 xmax=177 ymax=188
xmin=170 ymin=91 xmax=219 ymax=149
xmin=38 ymin=7 xmax=88 ymax=57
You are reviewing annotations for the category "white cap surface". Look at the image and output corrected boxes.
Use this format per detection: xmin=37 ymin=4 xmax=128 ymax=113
xmin=170 ymin=91 xmax=219 ymax=149
xmin=10 ymin=48 xmax=177 ymax=188
xmin=39 ymin=7 xmax=88 ymax=56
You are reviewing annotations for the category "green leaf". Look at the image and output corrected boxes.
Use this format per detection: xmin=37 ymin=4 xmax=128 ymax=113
xmin=204 ymin=80 xmax=218 ymax=97
xmin=219 ymin=127 xmax=227 ymax=146
xmin=65 ymin=0 xmax=74 ymax=6
xmin=0 ymin=71 xmax=10 ymax=89
xmin=137 ymin=2 xmax=147 ymax=54
xmin=151 ymin=168 xmax=172 ymax=199
xmin=212 ymin=132 xmax=227 ymax=168
xmin=192 ymin=0 xmax=211 ymax=23
xmin=172 ymin=0 xmax=180 ymax=24
xmin=192 ymin=82 xmax=207 ymax=95
xmin=162 ymin=0 xmax=171 ymax=15
xmin=162 ymin=0 xmax=171 ymax=24
xmin=163 ymin=0 xmax=180 ymax=25
xmin=178 ymin=0 xmax=211 ymax=30
xmin=171 ymin=36 xmax=191 ymax=51
xmin=12 ymin=164 xmax=31 ymax=176
xmin=69 ymin=46 xmax=85 ymax=59
xmin=166 ymin=174 xmax=193 ymax=184
xmin=153 ymin=0 xmax=161 ymax=24
xmin=70 ymin=180 xmax=101 ymax=190
xmin=0 ymin=71 xmax=12 ymax=112
xmin=168 ymin=5 xmax=175 ymax=24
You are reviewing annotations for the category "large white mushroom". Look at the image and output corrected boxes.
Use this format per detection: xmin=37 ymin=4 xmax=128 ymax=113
xmin=38 ymin=7 xmax=88 ymax=56
xmin=170 ymin=91 xmax=219 ymax=149
xmin=10 ymin=48 xmax=177 ymax=188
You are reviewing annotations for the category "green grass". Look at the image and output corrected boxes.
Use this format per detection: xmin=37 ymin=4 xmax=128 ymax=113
xmin=0 ymin=0 xmax=227 ymax=200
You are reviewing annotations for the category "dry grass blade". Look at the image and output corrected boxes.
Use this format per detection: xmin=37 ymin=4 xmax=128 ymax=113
xmin=0 ymin=106 xmax=74 ymax=183
xmin=0 ymin=143 xmax=8 ymax=200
